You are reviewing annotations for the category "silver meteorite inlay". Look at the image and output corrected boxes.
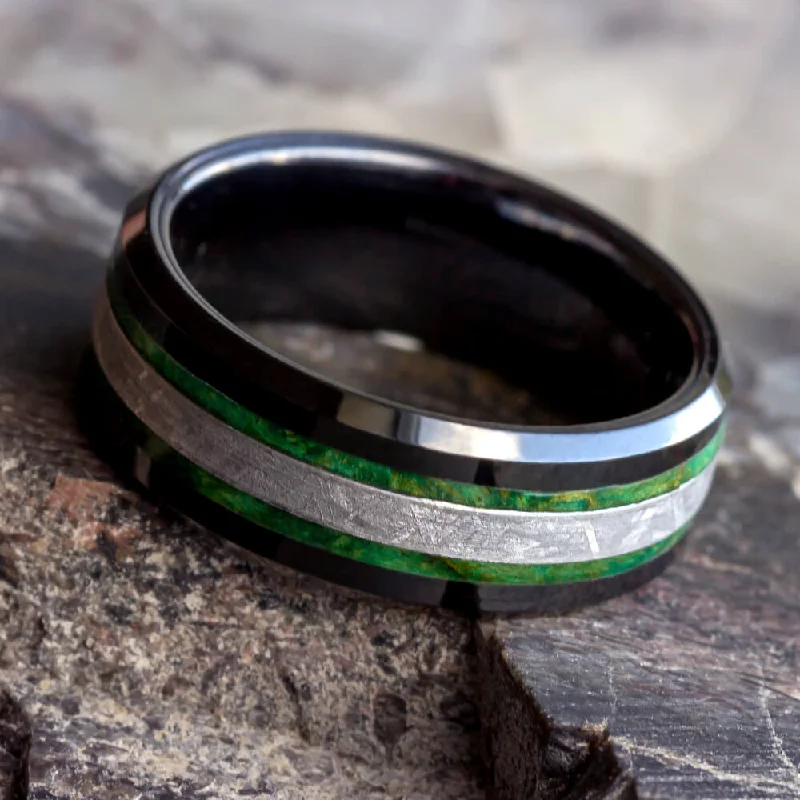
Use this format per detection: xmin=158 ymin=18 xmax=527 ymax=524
xmin=93 ymin=293 xmax=715 ymax=566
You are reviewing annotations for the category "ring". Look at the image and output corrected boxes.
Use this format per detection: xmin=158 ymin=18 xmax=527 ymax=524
xmin=81 ymin=131 xmax=729 ymax=614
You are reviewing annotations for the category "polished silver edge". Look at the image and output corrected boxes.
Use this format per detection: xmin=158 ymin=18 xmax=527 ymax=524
xmin=93 ymin=292 xmax=716 ymax=566
xmin=145 ymin=132 xmax=728 ymax=465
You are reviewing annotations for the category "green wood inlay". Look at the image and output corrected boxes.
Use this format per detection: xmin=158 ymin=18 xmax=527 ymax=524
xmin=108 ymin=279 xmax=723 ymax=513
xmin=137 ymin=425 xmax=690 ymax=585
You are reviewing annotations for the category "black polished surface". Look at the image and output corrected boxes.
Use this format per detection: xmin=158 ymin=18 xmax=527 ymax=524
xmin=109 ymin=262 xmax=722 ymax=490
xmin=171 ymin=165 xmax=688 ymax=425
xmin=111 ymin=132 xmax=726 ymax=488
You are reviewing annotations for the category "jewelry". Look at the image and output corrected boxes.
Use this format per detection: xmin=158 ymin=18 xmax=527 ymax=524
xmin=83 ymin=132 xmax=728 ymax=613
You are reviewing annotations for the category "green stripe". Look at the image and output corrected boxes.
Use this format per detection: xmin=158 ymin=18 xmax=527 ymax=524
xmin=108 ymin=278 xmax=723 ymax=512
xmin=137 ymin=425 xmax=689 ymax=585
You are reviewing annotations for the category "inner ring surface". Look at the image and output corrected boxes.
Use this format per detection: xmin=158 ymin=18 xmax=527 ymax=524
xmin=162 ymin=143 xmax=700 ymax=430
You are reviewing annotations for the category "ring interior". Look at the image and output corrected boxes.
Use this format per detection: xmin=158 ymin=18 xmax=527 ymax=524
xmin=167 ymin=156 xmax=696 ymax=426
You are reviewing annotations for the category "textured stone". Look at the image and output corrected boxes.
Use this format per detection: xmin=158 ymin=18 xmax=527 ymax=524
xmin=2 ymin=460 xmax=484 ymax=798
xmin=0 ymin=3 xmax=798 ymax=797
xmin=0 ymin=97 xmax=482 ymax=799
xmin=480 ymin=302 xmax=800 ymax=798
xmin=0 ymin=689 xmax=29 ymax=800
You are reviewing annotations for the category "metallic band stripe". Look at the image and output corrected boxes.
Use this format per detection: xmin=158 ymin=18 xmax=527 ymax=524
xmin=133 ymin=425 xmax=690 ymax=585
xmin=107 ymin=281 xmax=723 ymax=512
xmin=94 ymin=295 xmax=714 ymax=566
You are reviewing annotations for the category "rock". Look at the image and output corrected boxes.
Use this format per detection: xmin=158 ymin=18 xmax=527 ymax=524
xmin=478 ymin=312 xmax=800 ymax=797
xmin=0 ymin=689 xmax=29 ymax=800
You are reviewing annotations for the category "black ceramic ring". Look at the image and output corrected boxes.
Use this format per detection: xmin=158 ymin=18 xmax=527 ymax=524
xmin=82 ymin=131 xmax=728 ymax=614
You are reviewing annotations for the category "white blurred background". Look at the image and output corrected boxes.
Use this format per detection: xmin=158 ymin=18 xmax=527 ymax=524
xmin=1 ymin=0 xmax=798 ymax=315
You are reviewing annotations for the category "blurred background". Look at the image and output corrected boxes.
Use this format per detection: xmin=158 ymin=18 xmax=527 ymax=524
xmin=1 ymin=0 xmax=799 ymax=350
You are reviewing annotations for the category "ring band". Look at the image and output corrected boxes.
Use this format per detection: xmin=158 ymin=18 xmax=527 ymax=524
xmin=82 ymin=131 xmax=728 ymax=613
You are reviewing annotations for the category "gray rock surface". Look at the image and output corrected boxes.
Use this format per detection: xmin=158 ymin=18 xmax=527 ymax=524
xmin=1 ymin=2 xmax=800 ymax=797
xmin=479 ymin=320 xmax=800 ymax=798
xmin=0 ymin=689 xmax=29 ymax=800
xmin=0 ymin=97 xmax=482 ymax=798
xmin=1 ymin=472 xmax=481 ymax=798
